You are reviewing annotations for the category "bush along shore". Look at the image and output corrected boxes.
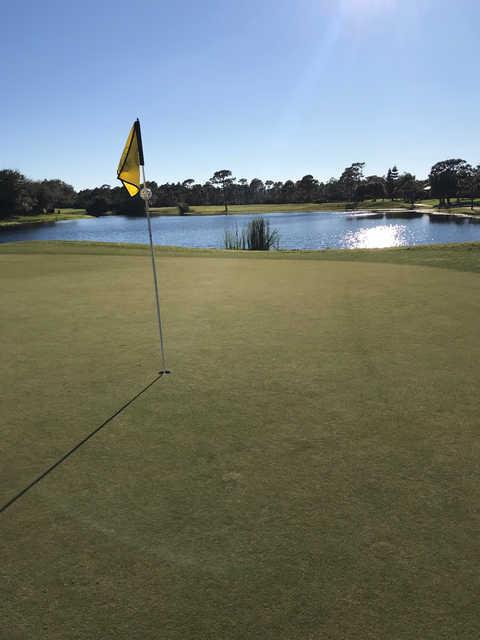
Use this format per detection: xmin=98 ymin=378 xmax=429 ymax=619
xmin=2 ymin=159 xmax=480 ymax=226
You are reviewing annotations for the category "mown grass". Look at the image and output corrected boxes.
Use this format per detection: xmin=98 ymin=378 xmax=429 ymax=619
xmin=149 ymin=202 xmax=336 ymax=215
xmin=149 ymin=200 xmax=422 ymax=216
xmin=1 ymin=241 xmax=480 ymax=639
xmin=0 ymin=209 xmax=90 ymax=228
xmin=149 ymin=199 xmax=475 ymax=216
xmin=3 ymin=239 xmax=480 ymax=273
xmin=418 ymin=198 xmax=480 ymax=215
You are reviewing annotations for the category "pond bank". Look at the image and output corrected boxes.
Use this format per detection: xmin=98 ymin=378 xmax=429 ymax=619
xmin=0 ymin=201 xmax=420 ymax=228
xmin=3 ymin=203 xmax=479 ymax=231
xmin=0 ymin=212 xmax=92 ymax=230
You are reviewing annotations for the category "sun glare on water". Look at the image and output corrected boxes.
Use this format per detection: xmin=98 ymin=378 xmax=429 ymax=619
xmin=344 ymin=224 xmax=406 ymax=249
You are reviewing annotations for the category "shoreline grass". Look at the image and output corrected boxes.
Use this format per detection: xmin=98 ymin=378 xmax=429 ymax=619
xmin=0 ymin=210 xmax=91 ymax=229
xmin=3 ymin=200 xmax=480 ymax=229
xmin=3 ymin=198 xmax=480 ymax=229
xmin=149 ymin=200 xmax=422 ymax=216
xmin=1 ymin=239 xmax=480 ymax=272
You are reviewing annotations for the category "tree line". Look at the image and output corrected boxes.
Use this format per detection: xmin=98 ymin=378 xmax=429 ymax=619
xmin=1 ymin=159 xmax=479 ymax=219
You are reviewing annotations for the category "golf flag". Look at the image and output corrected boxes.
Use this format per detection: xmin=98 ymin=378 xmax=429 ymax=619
xmin=116 ymin=119 xmax=170 ymax=374
xmin=117 ymin=119 xmax=144 ymax=196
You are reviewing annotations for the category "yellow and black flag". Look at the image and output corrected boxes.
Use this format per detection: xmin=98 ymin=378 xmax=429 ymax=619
xmin=117 ymin=119 xmax=145 ymax=196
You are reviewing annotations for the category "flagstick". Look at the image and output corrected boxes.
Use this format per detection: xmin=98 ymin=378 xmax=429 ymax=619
xmin=140 ymin=165 xmax=170 ymax=375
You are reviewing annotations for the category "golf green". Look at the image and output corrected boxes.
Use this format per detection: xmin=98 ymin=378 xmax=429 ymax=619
xmin=1 ymin=242 xmax=479 ymax=639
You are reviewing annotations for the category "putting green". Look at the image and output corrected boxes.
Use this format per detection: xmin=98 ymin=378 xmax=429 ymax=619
xmin=1 ymin=242 xmax=479 ymax=639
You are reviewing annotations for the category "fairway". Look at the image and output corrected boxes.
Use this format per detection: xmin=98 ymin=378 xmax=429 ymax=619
xmin=1 ymin=242 xmax=480 ymax=639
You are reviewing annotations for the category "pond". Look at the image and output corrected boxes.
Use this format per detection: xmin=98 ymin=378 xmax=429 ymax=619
xmin=2 ymin=210 xmax=480 ymax=250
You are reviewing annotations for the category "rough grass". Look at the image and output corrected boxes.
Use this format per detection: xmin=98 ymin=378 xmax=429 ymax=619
xmin=149 ymin=200 xmax=478 ymax=216
xmin=3 ymin=239 xmax=480 ymax=273
xmin=1 ymin=241 xmax=480 ymax=639
xmin=149 ymin=201 xmax=421 ymax=216
xmin=149 ymin=202 xmax=335 ymax=215
xmin=0 ymin=210 xmax=90 ymax=228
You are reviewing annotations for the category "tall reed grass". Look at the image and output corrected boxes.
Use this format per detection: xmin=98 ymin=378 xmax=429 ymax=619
xmin=224 ymin=217 xmax=279 ymax=250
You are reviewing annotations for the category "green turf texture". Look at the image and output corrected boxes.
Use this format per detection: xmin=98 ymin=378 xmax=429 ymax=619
xmin=1 ymin=241 xmax=479 ymax=639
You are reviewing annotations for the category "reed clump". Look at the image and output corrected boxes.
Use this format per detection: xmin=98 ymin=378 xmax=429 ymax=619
xmin=224 ymin=217 xmax=279 ymax=250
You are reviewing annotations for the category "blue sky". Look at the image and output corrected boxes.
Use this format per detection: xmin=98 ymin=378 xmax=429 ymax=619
xmin=1 ymin=0 xmax=479 ymax=189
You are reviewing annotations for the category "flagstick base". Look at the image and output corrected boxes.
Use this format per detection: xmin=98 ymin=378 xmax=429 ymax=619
xmin=159 ymin=370 xmax=172 ymax=375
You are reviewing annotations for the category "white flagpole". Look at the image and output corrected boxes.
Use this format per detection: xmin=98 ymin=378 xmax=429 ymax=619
xmin=140 ymin=164 xmax=170 ymax=374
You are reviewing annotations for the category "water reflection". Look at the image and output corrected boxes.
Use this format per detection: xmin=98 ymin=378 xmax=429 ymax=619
xmin=2 ymin=211 xmax=480 ymax=250
xmin=344 ymin=224 xmax=407 ymax=249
